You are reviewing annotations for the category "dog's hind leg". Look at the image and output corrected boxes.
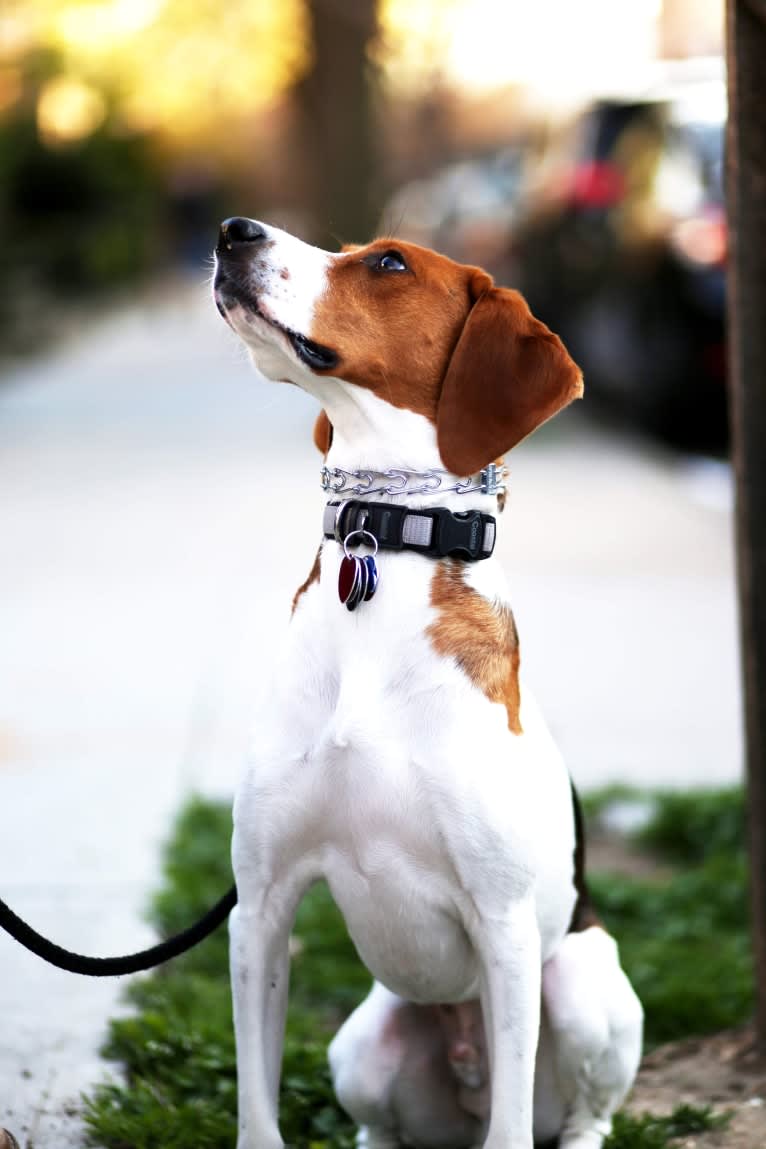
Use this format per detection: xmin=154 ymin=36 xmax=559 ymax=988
xmin=328 ymin=983 xmax=403 ymax=1145
xmin=542 ymin=927 xmax=643 ymax=1149
xmin=329 ymin=982 xmax=481 ymax=1149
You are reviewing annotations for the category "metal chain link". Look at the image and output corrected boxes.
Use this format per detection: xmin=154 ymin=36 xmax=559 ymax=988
xmin=320 ymin=463 xmax=507 ymax=498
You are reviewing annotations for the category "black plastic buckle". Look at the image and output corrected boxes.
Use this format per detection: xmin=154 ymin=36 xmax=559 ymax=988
xmin=431 ymin=508 xmax=488 ymax=560
xmin=331 ymin=501 xmax=407 ymax=550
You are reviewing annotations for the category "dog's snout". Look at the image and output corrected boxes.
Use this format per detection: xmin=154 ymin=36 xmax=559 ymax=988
xmin=217 ymin=217 xmax=266 ymax=254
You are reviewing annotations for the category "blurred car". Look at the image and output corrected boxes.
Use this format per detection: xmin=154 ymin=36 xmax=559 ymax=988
xmin=509 ymin=80 xmax=727 ymax=452
xmin=381 ymin=145 xmax=527 ymax=270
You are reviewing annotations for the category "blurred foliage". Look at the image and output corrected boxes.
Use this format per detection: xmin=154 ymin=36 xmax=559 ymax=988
xmin=0 ymin=0 xmax=375 ymax=348
xmin=1 ymin=64 xmax=163 ymax=286
xmin=634 ymin=787 xmax=746 ymax=865
xmin=582 ymin=785 xmax=746 ymax=865
xmin=4 ymin=0 xmax=309 ymax=148
xmin=83 ymin=788 xmax=749 ymax=1147
xmin=0 ymin=1 xmax=317 ymax=347
xmin=0 ymin=48 xmax=170 ymax=350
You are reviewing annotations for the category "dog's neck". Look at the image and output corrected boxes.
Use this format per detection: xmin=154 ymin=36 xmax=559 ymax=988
xmin=321 ymin=412 xmax=502 ymax=517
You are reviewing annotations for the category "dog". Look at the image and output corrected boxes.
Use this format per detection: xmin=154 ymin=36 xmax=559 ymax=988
xmin=213 ymin=217 xmax=643 ymax=1149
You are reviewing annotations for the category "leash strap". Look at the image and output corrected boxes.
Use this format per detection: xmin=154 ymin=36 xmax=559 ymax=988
xmin=323 ymin=499 xmax=496 ymax=561
xmin=0 ymin=885 xmax=237 ymax=976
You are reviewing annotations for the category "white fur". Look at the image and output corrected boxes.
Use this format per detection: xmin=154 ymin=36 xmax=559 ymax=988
xmin=215 ymin=223 xmax=643 ymax=1149
xmin=239 ymin=221 xmax=335 ymax=339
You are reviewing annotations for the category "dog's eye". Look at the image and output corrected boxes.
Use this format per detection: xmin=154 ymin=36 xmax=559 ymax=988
xmin=361 ymin=249 xmax=409 ymax=274
xmin=377 ymin=251 xmax=407 ymax=272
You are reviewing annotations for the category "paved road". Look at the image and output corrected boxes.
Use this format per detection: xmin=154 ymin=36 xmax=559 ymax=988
xmin=0 ymin=279 xmax=742 ymax=1146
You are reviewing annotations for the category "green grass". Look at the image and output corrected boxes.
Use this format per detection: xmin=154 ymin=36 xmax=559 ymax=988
xmin=586 ymin=785 xmax=751 ymax=1047
xmin=604 ymin=1104 xmax=730 ymax=1148
xmin=83 ymin=788 xmax=749 ymax=1148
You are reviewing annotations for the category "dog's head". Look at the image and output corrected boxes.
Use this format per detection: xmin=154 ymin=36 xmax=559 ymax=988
xmin=214 ymin=218 xmax=582 ymax=475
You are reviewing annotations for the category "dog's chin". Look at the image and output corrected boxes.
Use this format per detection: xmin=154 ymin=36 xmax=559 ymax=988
xmin=215 ymin=287 xmax=339 ymax=377
xmin=214 ymin=300 xmax=313 ymax=388
xmin=217 ymin=295 xmax=273 ymax=340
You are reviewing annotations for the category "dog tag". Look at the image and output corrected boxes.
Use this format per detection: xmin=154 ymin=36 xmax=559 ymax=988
xmin=363 ymin=555 xmax=379 ymax=601
xmin=339 ymin=528 xmax=380 ymax=611
xmin=338 ymin=554 xmax=361 ymax=606
xmin=347 ymin=554 xmax=368 ymax=612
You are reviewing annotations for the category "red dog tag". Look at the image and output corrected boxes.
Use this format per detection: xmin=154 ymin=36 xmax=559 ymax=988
xmin=338 ymin=555 xmax=361 ymax=607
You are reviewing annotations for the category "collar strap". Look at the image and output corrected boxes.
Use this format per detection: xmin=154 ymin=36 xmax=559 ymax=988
xmin=320 ymin=462 xmax=507 ymax=499
xmin=323 ymin=499 xmax=496 ymax=561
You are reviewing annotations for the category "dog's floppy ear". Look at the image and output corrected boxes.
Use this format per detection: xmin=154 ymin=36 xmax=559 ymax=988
xmin=437 ymin=273 xmax=583 ymax=476
xmin=313 ymin=409 xmax=333 ymax=455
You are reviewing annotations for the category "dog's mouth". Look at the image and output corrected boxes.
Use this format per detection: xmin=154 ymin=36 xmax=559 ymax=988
xmin=214 ymin=273 xmax=338 ymax=372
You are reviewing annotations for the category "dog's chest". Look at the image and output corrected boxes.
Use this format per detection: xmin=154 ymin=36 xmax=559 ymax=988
xmin=255 ymin=676 xmax=553 ymax=1002
xmin=302 ymin=714 xmax=505 ymax=1002
xmin=238 ymin=552 xmax=577 ymax=1001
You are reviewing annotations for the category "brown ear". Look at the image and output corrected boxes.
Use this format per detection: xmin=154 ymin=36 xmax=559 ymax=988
xmin=313 ymin=409 xmax=333 ymax=455
xmin=437 ymin=283 xmax=583 ymax=476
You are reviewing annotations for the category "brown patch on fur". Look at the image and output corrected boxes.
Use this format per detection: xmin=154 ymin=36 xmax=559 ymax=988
xmin=313 ymin=409 xmax=333 ymax=455
xmin=310 ymin=240 xmax=480 ymax=425
xmin=292 ymin=546 xmax=322 ymax=614
xmin=428 ymin=561 xmax=522 ymax=734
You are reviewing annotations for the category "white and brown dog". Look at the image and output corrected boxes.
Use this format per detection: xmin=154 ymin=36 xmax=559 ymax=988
xmin=213 ymin=218 xmax=643 ymax=1149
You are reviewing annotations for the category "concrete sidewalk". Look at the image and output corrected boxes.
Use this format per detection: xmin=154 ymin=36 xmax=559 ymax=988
xmin=0 ymin=279 xmax=742 ymax=1146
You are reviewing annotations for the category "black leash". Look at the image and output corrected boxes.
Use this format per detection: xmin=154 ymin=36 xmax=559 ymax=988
xmin=0 ymin=884 xmax=237 ymax=976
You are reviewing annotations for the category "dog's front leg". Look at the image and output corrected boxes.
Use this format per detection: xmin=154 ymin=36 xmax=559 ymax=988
xmin=474 ymin=897 xmax=541 ymax=1149
xmin=230 ymin=873 xmax=308 ymax=1149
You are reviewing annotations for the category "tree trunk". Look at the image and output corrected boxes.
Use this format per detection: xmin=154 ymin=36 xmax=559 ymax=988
xmin=298 ymin=0 xmax=380 ymax=246
xmin=726 ymin=0 xmax=766 ymax=1052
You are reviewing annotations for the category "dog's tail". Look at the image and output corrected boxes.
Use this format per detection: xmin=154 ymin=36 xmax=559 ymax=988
xmin=568 ymin=781 xmax=600 ymax=933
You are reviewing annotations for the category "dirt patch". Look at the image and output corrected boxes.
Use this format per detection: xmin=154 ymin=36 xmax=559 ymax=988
xmin=626 ymin=1024 xmax=766 ymax=1147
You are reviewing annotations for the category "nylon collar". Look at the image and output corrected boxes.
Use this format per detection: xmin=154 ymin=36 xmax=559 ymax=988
xmin=323 ymin=499 xmax=496 ymax=561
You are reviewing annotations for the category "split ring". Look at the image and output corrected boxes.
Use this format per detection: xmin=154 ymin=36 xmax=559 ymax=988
xmin=342 ymin=529 xmax=379 ymax=558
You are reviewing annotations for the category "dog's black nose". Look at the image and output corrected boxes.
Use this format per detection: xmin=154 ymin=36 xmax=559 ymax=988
xmin=217 ymin=217 xmax=266 ymax=253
